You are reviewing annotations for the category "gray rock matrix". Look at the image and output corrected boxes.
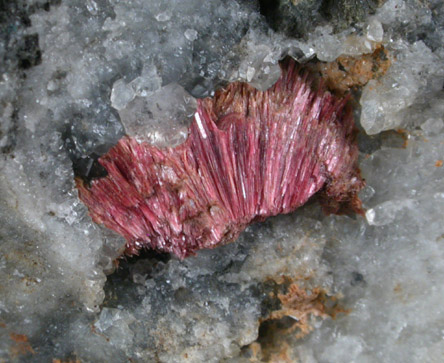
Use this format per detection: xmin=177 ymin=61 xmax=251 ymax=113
xmin=0 ymin=0 xmax=443 ymax=361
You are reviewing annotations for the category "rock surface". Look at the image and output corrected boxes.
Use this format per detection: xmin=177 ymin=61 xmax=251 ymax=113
xmin=0 ymin=0 xmax=443 ymax=362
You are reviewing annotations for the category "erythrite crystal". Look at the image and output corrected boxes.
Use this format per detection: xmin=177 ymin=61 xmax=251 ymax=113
xmin=76 ymin=59 xmax=365 ymax=259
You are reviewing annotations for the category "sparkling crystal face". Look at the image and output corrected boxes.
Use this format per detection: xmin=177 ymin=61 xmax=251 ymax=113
xmin=77 ymin=59 xmax=364 ymax=259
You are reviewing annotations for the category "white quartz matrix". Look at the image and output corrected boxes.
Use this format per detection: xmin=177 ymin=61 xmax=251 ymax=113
xmin=0 ymin=0 xmax=443 ymax=362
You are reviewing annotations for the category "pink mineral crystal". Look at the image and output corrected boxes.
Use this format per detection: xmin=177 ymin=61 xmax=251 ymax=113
xmin=77 ymin=59 xmax=365 ymax=259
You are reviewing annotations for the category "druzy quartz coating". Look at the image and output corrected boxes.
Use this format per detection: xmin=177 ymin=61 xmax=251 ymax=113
xmin=77 ymin=59 xmax=365 ymax=259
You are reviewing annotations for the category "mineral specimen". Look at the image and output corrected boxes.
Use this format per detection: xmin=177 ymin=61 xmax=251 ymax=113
xmin=77 ymin=59 xmax=364 ymax=259
xmin=2 ymin=0 xmax=444 ymax=361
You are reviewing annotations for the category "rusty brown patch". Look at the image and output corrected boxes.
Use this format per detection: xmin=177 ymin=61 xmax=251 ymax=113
xmin=435 ymin=160 xmax=443 ymax=167
xmin=308 ymin=46 xmax=391 ymax=94
xmin=52 ymin=358 xmax=81 ymax=363
xmin=266 ymin=284 xmax=346 ymax=339
xmin=395 ymin=129 xmax=410 ymax=148
xmin=243 ymin=279 xmax=348 ymax=362
xmin=9 ymin=333 xmax=35 ymax=357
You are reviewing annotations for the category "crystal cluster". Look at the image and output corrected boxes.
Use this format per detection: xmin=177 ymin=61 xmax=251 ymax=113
xmin=77 ymin=60 xmax=364 ymax=258
xmin=1 ymin=0 xmax=444 ymax=361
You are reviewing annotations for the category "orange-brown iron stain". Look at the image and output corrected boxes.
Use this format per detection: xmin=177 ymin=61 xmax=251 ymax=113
xmin=9 ymin=333 xmax=35 ymax=357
